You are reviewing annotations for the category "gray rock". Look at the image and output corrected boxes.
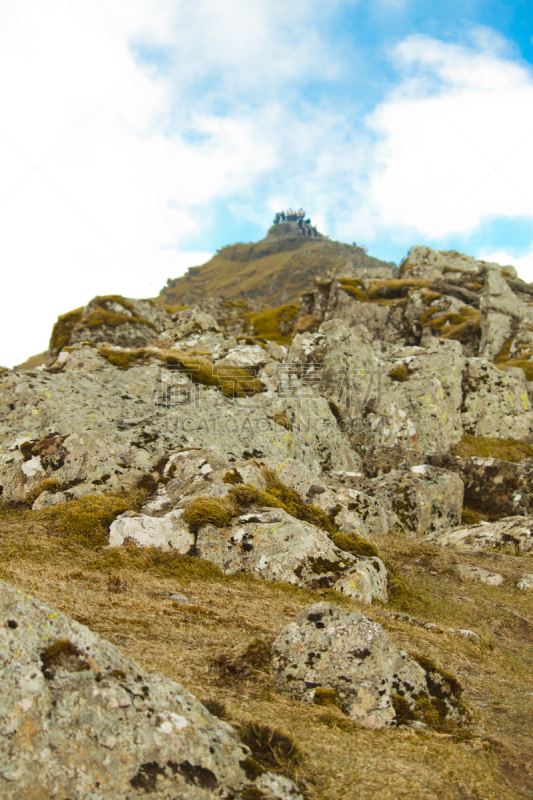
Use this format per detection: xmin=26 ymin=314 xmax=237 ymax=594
xmin=461 ymin=359 xmax=533 ymax=439
xmin=109 ymin=509 xmax=195 ymax=554
xmin=170 ymin=593 xmax=190 ymax=603
xmin=195 ymin=509 xmax=388 ymax=604
xmin=516 ymin=574 xmax=533 ymax=590
xmin=427 ymin=452 xmax=533 ymax=521
xmin=271 ymin=602 xmax=461 ymax=729
xmin=0 ymin=431 xmax=156 ymax=505
xmin=400 ymin=246 xmax=497 ymax=280
xmin=454 ymin=564 xmax=504 ymax=586
xmin=427 ymin=516 xmax=533 ymax=553
xmin=47 ymin=295 xmax=169 ymax=360
xmin=0 ymin=580 xmax=302 ymax=799
xmin=361 ymin=465 xmax=464 ymax=537
xmin=0 ymin=352 xmax=352 ymax=475
xmin=160 ymin=306 xmax=221 ymax=339
xmin=288 ymin=322 xmax=465 ymax=467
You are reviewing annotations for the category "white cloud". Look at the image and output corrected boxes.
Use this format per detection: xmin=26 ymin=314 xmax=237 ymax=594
xmin=0 ymin=0 xmax=333 ymax=366
xmin=2 ymin=4 xmax=533 ymax=368
xmin=355 ymin=32 xmax=533 ymax=240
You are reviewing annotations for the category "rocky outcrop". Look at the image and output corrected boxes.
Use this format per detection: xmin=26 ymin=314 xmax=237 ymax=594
xmin=106 ymin=450 xmax=389 ymax=604
xmin=271 ymin=603 xmax=465 ymax=729
xmin=288 ymin=320 xmax=465 ymax=468
xmin=360 ymin=465 xmax=464 ymax=537
xmin=454 ymin=564 xmax=504 ymax=586
xmin=427 ymin=516 xmax=533 ymax=553
xmin=461 ymin=359 xmax=533 ymax=439
xmin=298 ymin=246 xmax=533 ymax=400
xmin=0 ymin=580 xmax=302 ymax=800
xmin=427 ymin=452 xmax=533 ymax=521
xmin=195 ymin=508 xmax=387 ymax=605
xmin=0 ymin=325 xmax=353 ymax=478
xmin=0 ymin=431 xmax=158 ymax=506
xmin=47 ymin=295 xmax=170 ymax=361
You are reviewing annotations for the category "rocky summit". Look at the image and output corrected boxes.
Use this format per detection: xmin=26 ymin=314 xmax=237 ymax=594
xmin=1 ymin=229 xmax=533 ymax=799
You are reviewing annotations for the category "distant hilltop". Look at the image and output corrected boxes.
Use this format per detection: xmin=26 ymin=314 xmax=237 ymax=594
xmin=160 ymin=224 xmax=393 ymax=309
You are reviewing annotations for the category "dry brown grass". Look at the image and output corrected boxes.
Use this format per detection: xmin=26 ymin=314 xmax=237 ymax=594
xmin=1 ymin=503 xmax=533 ymax=798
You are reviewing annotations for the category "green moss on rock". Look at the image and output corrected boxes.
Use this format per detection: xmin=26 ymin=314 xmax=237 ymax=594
xmin=388 ymin=364 xmax=409 ymax=382
xmin=182 ymin=498 xmax=234 ymax=534
xmin=49 ymin=307 xmax=84 ymax=356
xmin=243 ymin=305 xmax=299 ymax=345
xmin=451 ymin=434 xmax=533 ymax=463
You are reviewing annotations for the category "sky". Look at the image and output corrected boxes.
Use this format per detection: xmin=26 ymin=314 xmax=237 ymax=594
xmin=1 ymin=0 xmax=533 ymax=367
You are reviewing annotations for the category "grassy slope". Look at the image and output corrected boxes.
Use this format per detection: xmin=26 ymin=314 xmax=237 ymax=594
xmin=159 ymin=229 xmax=394 ymax=308
xmin=1 ymin=506 xmax=532 ymax=800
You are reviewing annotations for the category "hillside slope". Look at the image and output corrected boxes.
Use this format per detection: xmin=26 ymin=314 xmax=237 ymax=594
xmin=159 ymin=222 xmax=395 ymax=308
xmin=3 ymin=236 xmax=533 ymax=799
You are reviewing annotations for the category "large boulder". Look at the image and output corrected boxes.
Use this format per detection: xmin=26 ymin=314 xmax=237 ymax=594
xmin=47 ymin=295 xmax=169 ymax=360
xmin=288 ymin=321 xmax=465 ymax=468
xmin=400 ymin=246 xmax=516 ymax=281
xmin=427 ymin=516 xmax=533 ymax=553
xmin=195 ymin=508 xmax=388 ymax=605
xmin=454 ymin=564 xmax=504 ymax=586
xmin=0 ymin=580 xmax=302 ymax=800
xmin=427 ymin=452 xmax=533 ymax=521
xmin=461 ymin=359 xmax=533 ymax=439
xmin=0 ymin=431 xmax=156 ymax=506
xmin=271 ymin=603 xmax=464 ymax=729
xmin=0 ymin=343 xmax=352 ymax=474
xmin=109 ymin=509 xmax=195 ymax=554
xmin=260 ymin=457 xmax=388 ymax=537
xmin=360 ymin=465 xmax=464 ymax=537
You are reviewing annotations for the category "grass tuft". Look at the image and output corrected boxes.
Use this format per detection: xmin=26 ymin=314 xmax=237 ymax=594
xmin=451 ymin=434 xmax=533 ymax=463
xmin=237 ymin=721 xmax=303 ymax=776
xmin=182 ymin=498 xmax=234 ymax=534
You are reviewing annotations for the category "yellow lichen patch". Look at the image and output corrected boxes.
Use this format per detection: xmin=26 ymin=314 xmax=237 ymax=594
xmin=49 ymin=307 xmax=84 ymax=356
xmin=428 ymin=306 xmax=481 ymax=340
xmin=244 ymin=305 xmax=299 ymax=345
xmin=451 ymin=434 xmax=533 ymax=462
xmin=367 ymin=279 xmax=433 ymax=300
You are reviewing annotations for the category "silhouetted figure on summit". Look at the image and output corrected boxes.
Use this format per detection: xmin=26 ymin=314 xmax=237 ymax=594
xmin=272 ymin=207 xmax=319 ymax=237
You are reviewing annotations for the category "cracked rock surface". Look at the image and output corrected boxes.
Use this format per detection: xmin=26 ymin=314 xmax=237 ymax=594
xmin=0 ymin=580 xmax=302 ymax=800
